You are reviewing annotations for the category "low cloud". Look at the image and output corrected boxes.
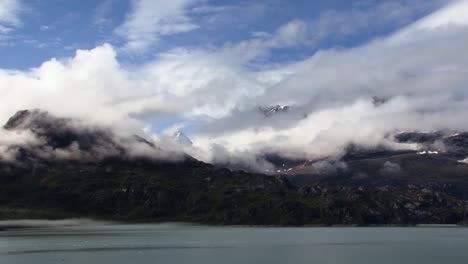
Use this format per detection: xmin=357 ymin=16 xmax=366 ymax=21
xmin=0 ymin=109 xmax=185 ymax=162
xmin=0 ymin=128 xmax=39 ymax=161
xmin=309 ymin=160 xmax=348 ymax=176
xmin=379 ymin=161 xmax=402 ymax=176
xmin=1 ymin=1 xmax=468 ymax=168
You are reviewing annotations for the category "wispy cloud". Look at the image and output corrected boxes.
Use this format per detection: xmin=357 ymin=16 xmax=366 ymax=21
xmin=213 ymin=19 xmax=309 ymax=65
xmin=190 ymin=2 xmax=271 ymax=31
xmin=115 ymin=0 xmax=203 ymax=53
xmin=93 ymin=0 xmax=117 ymax=34
xmin=0 ymin=0 xmax=467 ymax=168
xmin=0 ymin=24 xmax=12 ymax=34
xmin=0 ymin=0 xmax=23 ymax=34
xmin=298 ymin=0 xmax=446 ymax=47
xmin=174 ymin=0 xmax=444 ymax=64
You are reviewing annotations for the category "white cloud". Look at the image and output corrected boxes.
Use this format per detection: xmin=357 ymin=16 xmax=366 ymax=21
xmin=303 ymin=0 xmax=445 ymax=45
xmin=414 ymin=0 xmax=468 ymax=30
xmin=271 ymin=19 xmax=308 ymax=47
xmin=213 ymin=19 xmax=310 ymax=66
xmin=93 ymin=0 xmax=116 ymax=33
xmin=1 ymin=1 xmax=468 ymax=168
xmin=0 ymin=0 xmax=21 ymax=25
xmin=0 ymin=0 xmax=22 ymax=35
xmin=115 ymin=0 xmax=202 ymax=53
xmin=0 ymin=24 xmax=12 ymax=34
xmin=187 ymin=0 xmax=468 ymax=164
xmin=203 ymin=0 xmax=445 ymax=65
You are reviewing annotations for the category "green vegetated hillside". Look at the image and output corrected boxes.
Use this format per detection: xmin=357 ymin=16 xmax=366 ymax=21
xmin=1 ymin=157 xmax=467 ymax=226
xmin=0 ymin=110 xmax=468 ymax=226
xmin=290 ymin=149 xmax=468 ymax=200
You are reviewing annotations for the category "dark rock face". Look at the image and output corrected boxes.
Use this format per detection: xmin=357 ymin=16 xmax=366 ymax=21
xmin=444 ymin=133 xmax=468 ymax=148
xmin=259 ymin=105 xmax=290 ymax=117
xmin=285 ymin=129 xmax=468 ymax=202
xmin=394 ymin=131 xmax=445 ymax=144
xmin=3 ymin=109 xmax=33 ymax=130
xmin=0 ymin=110 xmax=468 ymax=226
xmin=2 ymin=109 xmax=161 ymax=162
xmin=342 ymin=144 xmax=414 ymax=161
xmin=133 ymin=135 xmax=157 ymax=149
xmin=299 ymin=185 xmax=467 ymax=225
xmin=4 ymin=109 xmax=121 ymax=155
xmin=263 ymin=153 xmax=307 ymax=170
xmin=1 ymin=155 xmax=466 ymax=226
xmin=394 ymin=131 xmax=468 ymax=156
xmin=443 ymin=133 xmax=468 ymax=157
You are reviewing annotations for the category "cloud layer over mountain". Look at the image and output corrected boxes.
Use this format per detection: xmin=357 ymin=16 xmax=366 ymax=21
xmin=1 ymin=0 xmax=468 ymax=170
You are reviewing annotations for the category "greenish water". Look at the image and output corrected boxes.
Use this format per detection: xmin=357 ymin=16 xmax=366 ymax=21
xmin=1 ymin=222 xmax=468 ymax=264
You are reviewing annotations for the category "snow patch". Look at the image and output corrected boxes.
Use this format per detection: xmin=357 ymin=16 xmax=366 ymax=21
xmin=417 ymin=150 xmax=439 ymax=155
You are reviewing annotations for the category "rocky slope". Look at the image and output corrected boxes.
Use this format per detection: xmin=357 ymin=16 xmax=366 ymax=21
xmin=286 ymin=132 xmax=468 ymax=200
xmin=0 ymin=110 xmax=467 ymax=226
xmin=1 ymin=156 xmax=467 ymax=226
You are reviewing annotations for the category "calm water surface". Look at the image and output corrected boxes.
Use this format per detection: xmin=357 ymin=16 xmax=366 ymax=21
xmin=1 ymin=222 xmax=468 ymax=264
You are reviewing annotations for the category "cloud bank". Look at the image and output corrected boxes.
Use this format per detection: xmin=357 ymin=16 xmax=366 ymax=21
xmin=1 ymin=0 xmax=468 ymax=170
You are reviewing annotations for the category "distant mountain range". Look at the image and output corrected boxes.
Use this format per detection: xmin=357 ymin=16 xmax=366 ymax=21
xmin=268 ymin=131 xmax=468 ymax=200
xmin=1 ymin=110 xmax=468 ymax=226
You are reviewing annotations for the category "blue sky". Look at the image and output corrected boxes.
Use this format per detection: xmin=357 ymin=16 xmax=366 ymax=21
xmin=0 ymin=0 xmax=445 ymax=70
xmin=1 ymin=0 xmax=467 ymax=165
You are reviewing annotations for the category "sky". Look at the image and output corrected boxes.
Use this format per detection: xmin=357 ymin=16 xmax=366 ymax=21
xmin=1 ymin=0 xmax=468 ymax=169
xmin=0 ymin=0 xmax=446 ymax=69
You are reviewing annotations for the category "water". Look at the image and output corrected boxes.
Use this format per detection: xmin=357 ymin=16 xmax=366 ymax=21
xmin=1 ymin=222 xmax=468 ymax=264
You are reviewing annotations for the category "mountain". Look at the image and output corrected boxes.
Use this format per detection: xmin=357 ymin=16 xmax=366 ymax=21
xmin=286 ymin=131 xmax=468 ymax=200
xmin=3 ymin=109 xmax=125 ymax=160
xmin=173 ymin=131 xmax=193 ymax=146
xmin=259 ymin=105 xmax=290 ymax=116
xmin=0 ymin=110 xmax=468 ymax=226
xmin=1 ymin=109 xmax=180 ymax=163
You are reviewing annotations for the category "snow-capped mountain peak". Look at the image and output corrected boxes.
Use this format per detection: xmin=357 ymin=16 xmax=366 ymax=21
xmin=173 ymin=131 xmax=193 ymax=146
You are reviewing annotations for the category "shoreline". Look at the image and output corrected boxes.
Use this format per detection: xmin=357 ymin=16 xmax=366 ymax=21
xmin=0 ymin=219 xmax=466 ymax=231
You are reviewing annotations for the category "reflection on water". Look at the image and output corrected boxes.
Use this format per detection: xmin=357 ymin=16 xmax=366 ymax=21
xmin=1 ymin=222 xmax=468 ymax=264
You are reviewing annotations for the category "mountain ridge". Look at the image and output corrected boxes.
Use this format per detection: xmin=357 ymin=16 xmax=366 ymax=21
xmin=0 ymin=110 xmax=467 ymax=226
